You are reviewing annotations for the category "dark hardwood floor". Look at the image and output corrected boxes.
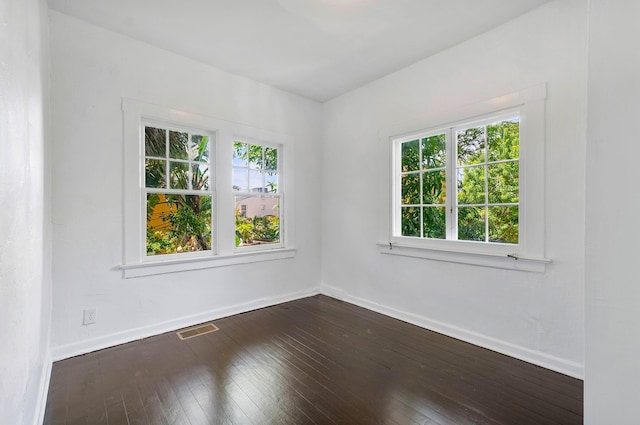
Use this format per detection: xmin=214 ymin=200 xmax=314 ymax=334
xmin=43 ymin=295 xmax=583 ymax=425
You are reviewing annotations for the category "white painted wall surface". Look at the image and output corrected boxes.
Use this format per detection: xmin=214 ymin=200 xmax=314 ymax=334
xmin=320 ymin=0 xmax=588 ymax=376
xmin=585 ymin=0 xmax=640 ymax=422
xmin=0 ymin=0 xmax=51 ymax=424
xmin=49 ymin=12 xmax=322 ymax=356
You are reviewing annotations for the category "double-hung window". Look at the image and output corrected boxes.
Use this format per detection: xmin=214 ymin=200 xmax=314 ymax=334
xmin=144 ymin=123 xmax=213 ymax=257
xmin=385 ymin=85 xmax=548 ymax=271
xmin=232 ymin=140 xmax=282 ymax=250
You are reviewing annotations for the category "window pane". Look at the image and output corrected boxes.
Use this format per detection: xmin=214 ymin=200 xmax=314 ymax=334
xmin=145 ymin=159 xmax=166 ymax=188
xmin=191 ymin=163 xmax=209 ymax=191
xmin=249 ymin=169 xmax=263 ymax=192
xmin=146 ymin=193 xmax=212 ymax=256
xmin=422 ymin=170 xmax=446 ymax=204
xmin=233 ymin=142 xmax=248 ymax=167
xmin=457 ymin=165 xmax=485 ymax=205
xmin=248 ymin=145 xmax=263 ymax=169
xmin=401 ymin=139 xmax=419 ymax=172
xmin=488 ymin=162 xmax=519 ymax=204
xmin=488 ymin=119 xmax=519 ymax=162
xmin=191 ymin=135 xmax=209 ymax=162
xmin=423 ymin=207 xmax=446 ymax=239
xmin=458 ymin=206 xmax=485 ymax=241
xmin=235 ymin=195 xmax=280 ymax=246
xmin=401 ymin=206 xmax=420 ymax=237
xmin=421 ymin=134 xmax=446 ymax=169
xmin=488 ymin=206 xmax=518 ymax=244
xmin=170 ymin=162 xmax=189 ymax=189
xmin=169 ymin=130 xmax=189 ymax=160
xmin=233 ymin=167 xmax=248 ymax=191
xmin=401 ymin=174 xmax=420 ymax=205
xmin=145 ymin=127 xmax=166 ymax=157
xmin=265 ymin=147 xmax=278 ymax=172
xmin=265 ymin=173 xmax=278 ymax=193
xmin=457 ymin=126 xmax=485 ymax=166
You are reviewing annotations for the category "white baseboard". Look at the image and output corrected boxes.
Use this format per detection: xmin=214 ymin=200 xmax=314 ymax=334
xmin=319 ymin=284 xmax=584 ymax=379
xmin=51 ymin=287 xmax=320 ymax=361
xmin=33 ymin=352 xmax=52 ymax=425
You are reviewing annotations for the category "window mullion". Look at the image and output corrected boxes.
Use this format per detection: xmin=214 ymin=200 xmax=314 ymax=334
xmin=419 ymin=136 xmax=424 ymax=238
xmin=447 ymin=128 xmax=457 ymax=241
xmin=484 ymin=125 xmax=489 ymax=243
xmin=165 ymin=129 xmax=170 ymax=189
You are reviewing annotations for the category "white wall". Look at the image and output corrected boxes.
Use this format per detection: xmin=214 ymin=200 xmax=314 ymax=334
xmin=49 ymin=12 xmax=322 ymax=356
xmin=321 ymin=0 xmax=588 ymax=376
xmin=585 ymin=0 xmax=640 ymax=422
xmin=0 ymin=0 xmax=52 ymax=424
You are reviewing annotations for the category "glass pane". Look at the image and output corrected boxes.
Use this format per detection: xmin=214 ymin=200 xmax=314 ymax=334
xmin=457 ymin=126 xmax=485 ymax=166
xmin=423 ymin=207 xmax=446 ymax=239
xmin=401 ymin=174 xmax=420 ymax=205
xmin=170 ymin=162 xmax=189 ymax=189
xmin=248 ymin=144 xmax=263 ymax=169
xmin=422 ymin=170 xmax=446 ymax=204
xmin=235 ymin=195 xmax=280 ymax=246
xmin=233 ymin=142 xmax=248 ymax=167
xmin=488 ymin=119 xmax=519 ymax=162
xmin=146 ymin=193 xmax=212 ymax=256
xmin=145 ymin=159 xmax=166 ymax=188
xmin=145 ymin=127 xmax=166 ymax=157
xmin=488 ymin=162 xmax=519 ymax=204
xmin=265 ymin=147 xmax=278 ymax=172
xmin=457 ymin=165 xmax=485 ymax=205
xmin=401 ymin=207 xmax=420 ymax=237
xmin=421 ymin=134 xmax=446 ymax=169
xmin=401 ymin=139 xmax=419 ymax=172
xmin=489 ymin=206 xmax=518 ymax=244
xmin=458 ymin=206 xmax=485 ymax=242
xmin=249 ymin=169 xmax=263 ymax=192
xmin=191 ymin=134 xmax=209 ymax=162
xmin=169 ymin=130 xmax=190 ymax=160
xmin=233 ymin=167 xmax=248 ymax=191
xmin=265 ymin=173 xmax=278 ymax=193
xmin=191 ymin=163 xmax=209 ymax=191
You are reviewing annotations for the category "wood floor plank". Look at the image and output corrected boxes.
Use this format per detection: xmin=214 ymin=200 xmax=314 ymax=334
xmin=44 ymin=295 xmax=583 ymax=425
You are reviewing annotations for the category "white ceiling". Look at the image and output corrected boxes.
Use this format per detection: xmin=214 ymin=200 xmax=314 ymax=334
xmin=48 ymin=0 xmax=549 ymax=102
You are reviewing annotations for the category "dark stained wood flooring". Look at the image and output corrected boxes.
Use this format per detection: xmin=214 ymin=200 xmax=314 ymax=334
xmin=43 ymin=295 xmax=583 ymax=424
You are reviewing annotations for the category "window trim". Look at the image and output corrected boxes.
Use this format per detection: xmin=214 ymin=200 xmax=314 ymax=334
xmin=379 ymin=84 xmax=549 ymax=272
xmin=122 ymin=98 xmax=295 ymax=278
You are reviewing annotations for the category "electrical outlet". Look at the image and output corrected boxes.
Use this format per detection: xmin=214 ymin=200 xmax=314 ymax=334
xmin=83 ymin=308 xmax=96 ymax=325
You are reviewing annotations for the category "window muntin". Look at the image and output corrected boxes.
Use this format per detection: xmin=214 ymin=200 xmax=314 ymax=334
xmin=395 ymin=112 xmax=519 ymax=245
xmin=144 ymin=124 xmax=213 ymax=256
xmin=232 ymin=141 xmax=282 ymax=249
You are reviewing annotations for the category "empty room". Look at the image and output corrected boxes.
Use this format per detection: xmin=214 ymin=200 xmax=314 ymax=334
xmin=2 ymin=0 xmax=639 ymax=424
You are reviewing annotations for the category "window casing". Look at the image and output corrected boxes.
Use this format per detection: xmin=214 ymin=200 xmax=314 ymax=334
xmin=122 ymin=99 xmax=295 ymax=278
xmin=382 ymin=84 xmax=548 ymax=272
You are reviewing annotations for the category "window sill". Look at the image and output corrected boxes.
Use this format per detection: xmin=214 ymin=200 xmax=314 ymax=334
xmin=376 ymin=243 xmax=550 ymax=272
xmin=121 ymin=248 xmax=296 ymax=278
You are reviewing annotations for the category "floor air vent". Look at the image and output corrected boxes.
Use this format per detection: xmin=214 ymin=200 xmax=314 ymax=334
xmin=177 ymin=323 xmax=219 ymax=340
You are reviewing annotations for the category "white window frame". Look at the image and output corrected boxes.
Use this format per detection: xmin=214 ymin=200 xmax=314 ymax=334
xmin=122 ymin=99 xmax=295 ymax=278
xmin=379 ymin=84 xmax=550 ymax=272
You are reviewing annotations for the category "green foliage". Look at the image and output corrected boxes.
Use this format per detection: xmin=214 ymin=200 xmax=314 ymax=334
xmin=234 ymin=208 xmax=280 ymax=246
xmin=457 ymin=120 xmax=519 ymax=243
